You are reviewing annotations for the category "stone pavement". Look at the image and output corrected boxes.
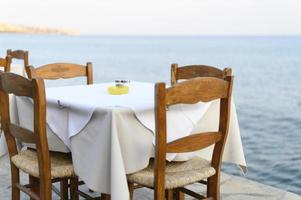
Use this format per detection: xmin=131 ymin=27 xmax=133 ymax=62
xmin=1 ymin=155 xmax=300 ymax=200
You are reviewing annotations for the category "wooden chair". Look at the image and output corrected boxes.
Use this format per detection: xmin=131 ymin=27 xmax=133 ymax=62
xmin=0 ymin=55 xmax=12 ymax=72
xmin=25 ymin=62 xmax=93 ymax=85
xmin=0 ymin=72 xmax=79 ymax=200
xmin=25 ymin=63 xmax=107 ymax=199
xmin=127 ymin=76 xmax=233 ymax=200
xmin=171 ymin=63 xmax=232 ymax=85
xmin=7 ymin=49 xmax=29 ymax=67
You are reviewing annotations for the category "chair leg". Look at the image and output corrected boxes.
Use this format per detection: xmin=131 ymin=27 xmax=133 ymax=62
xmin=11 ymin=165 xmax=20 ymax=200
xmin=128 ymin=182 xmax=134 ymax=200
xmin=165 ymin=189 xmax=173 ymax=200
xmin=100 ymin=193 xmax=111 ymax=200
xmin=29 ymin=175 xmax=39 ymax=200
xmin=175 ymin=189 xmax=184 ymax=200
xmin=154 ymin=184 xmax=165 ymax=200
xmin=39 ymin=176 xmax=52 ymax=200
xmin=70 ymin=177 xmax=79 ymax=200
xmin=207 ymin=174 xmax=220 ymax=200
xmin=60 ymin=179 xmax=69 ymax=200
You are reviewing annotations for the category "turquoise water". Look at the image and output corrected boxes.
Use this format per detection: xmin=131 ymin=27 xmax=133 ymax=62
xmin=1 ymin=34 xmax=301 ymax=194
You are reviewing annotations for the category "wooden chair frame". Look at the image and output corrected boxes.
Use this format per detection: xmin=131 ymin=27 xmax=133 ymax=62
xmin=171 ymin=63 xmax=232 ymax=85
xmin=0 ymin=72 xmax=78 ymax=200
xmin=0 ymin=55 xmax=12 ymax=72
xmin=25 ymin=62 xmax=93 ymax=85
xmin=158 ymin=76 xmax=233 ymax=200
xmin=7 ymin=49 xmax=29 ymax=67
xmin=25 ymin=63 xmax=105 ymax=199
xmin=129 ymin=76 xmax=233 ymax=200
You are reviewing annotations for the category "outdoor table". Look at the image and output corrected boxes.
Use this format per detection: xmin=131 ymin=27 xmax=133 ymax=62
xmin=16 ymin=82 xmax=247 ymax=200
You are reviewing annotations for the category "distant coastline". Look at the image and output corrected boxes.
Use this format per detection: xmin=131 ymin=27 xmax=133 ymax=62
xmin=0 ymin=22 xmax=78 ymax=35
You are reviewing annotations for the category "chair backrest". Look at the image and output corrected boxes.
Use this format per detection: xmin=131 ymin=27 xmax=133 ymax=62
xmin=0 ymin=56 xmax=12 ymax=72
xmin=154 ymin=76 xmax=233 ymax=194
xmin=25 ymin=62 xmax=93 ymax=85
xmin=171 ymin=63 xmax=232 ymax=85
xmin=7 ymin=49 xmax=29 ymax=67
xmin=0 ymin=72 xmax=51 ymax=186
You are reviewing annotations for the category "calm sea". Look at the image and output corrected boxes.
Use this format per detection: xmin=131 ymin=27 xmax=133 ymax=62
xmin=0 ymin=34 xmax=300 ymax=194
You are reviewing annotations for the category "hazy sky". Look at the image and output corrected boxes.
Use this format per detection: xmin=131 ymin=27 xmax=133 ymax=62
xmin=1 ymin=0 xmax=301 ymax=35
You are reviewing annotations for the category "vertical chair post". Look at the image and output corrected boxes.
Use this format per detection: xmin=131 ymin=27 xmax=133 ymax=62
xmin=29 ymin=175 xmax=40 ymax=200
xmin=128 ymin=182 xmax=134 ymax=200
xmin=60 ymin=179 xmax=69 ymax=200
xmin=175 ymin=188 xmax=184 ymax=200
xmin=165 ymin=189 xmax=174 ymax=200
xmin=171 ymin=63 xmax=178 ymax=86
xmin=11 ymin=165 xmax=20 ymax=200
xmin=70 ymin=177 xmax=79 ymax=200
xmin=86 ymin=62 xmax=93 ymax=85
xmin=154 ymin=83 xmax=167 ymax=200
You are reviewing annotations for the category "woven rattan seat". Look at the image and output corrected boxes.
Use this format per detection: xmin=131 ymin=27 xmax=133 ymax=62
xmin=11 ymin=149 xmax=75 ymax=179
xmin=127 ymin=157 xmax=216 ymax=189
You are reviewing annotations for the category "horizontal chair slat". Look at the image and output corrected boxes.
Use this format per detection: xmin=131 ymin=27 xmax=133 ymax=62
xmin=166 ymin=77 xmax=229 ymax=106
xmin=9 ymin=123 xmax=36 ymax=144
xmin=166 ymin=132 xmax=221 ymax=153
xmin=177 ymin=65 xmax=225 ymax=80
xmin=8 ymin=50 xmax=27 ymax=59
xmin=178 ymin=187 xmax=212 ymax=199
xmin=0 ymin=73 xmax=33 ymax=97
xmin=30 ymin=63 xmax=87 ymax=80
xmin=15 ymin=183 xmax=40 ymax=200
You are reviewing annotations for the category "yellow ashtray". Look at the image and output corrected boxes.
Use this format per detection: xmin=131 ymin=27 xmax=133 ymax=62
xmin=107 ymin=85 xmax=129 ymax=95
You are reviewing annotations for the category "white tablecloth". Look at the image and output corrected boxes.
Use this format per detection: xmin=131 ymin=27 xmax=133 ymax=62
xmin=16 ymin=82 xmax=247 ymax=200
xmin=44 ymin=82 xmax=211 ymax=154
